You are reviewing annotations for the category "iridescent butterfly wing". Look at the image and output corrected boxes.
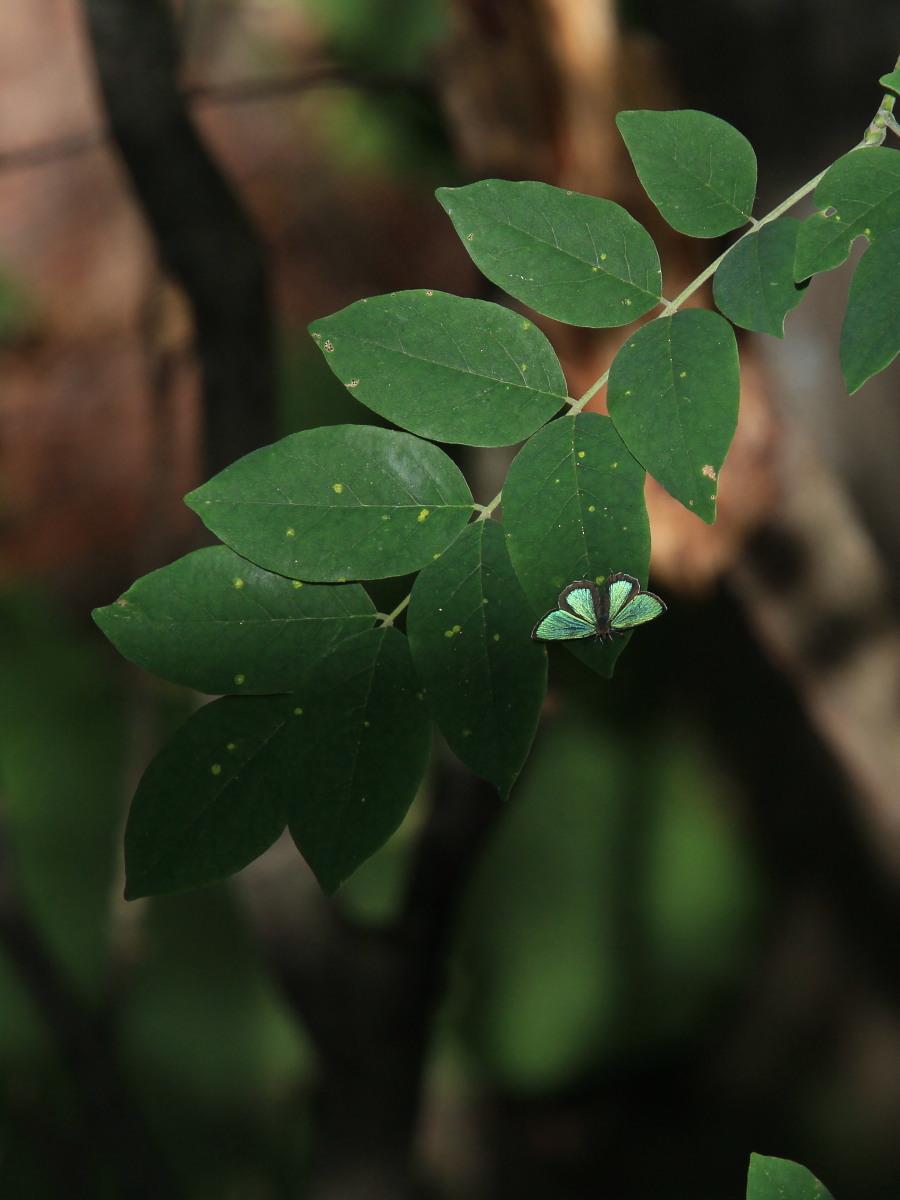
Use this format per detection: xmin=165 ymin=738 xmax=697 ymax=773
xmin=606 ymin=571 xmax=666 ymax=632
xmin=532 ymin=580 xmax=605 ymax=641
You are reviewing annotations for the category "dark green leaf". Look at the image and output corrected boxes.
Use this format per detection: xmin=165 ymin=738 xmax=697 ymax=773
xmin=286 ymin=627 xmax=432 ymax=894
xmin=502 ymin=412 xmax=650 ymax=678
xmin=616 ymin=109 xmax=756 ymax=237
xmin=607 ymin=310 xmax=739 ymax=523
xmin=124 ymin=695 xmax=290 ymax=899
xmin=93 ymin=546 xmax=376 ymax=694
xmin=187 ymin=425 xmax=474 ymax=583
xmin=125 ymin=628 xmax=432 ymax=899
xmin=309 ymin=291 xmax=567 ymax=446
xmin=713 ymin=217 xmax=806 ymax=336
xmin=795 ymin=147 xmax=900 ymax=278
xmin=407 ymin=521 xmax=546 ymax=797
xmin=840 ymin=227 xmax=900 ymax=393
xmin=436 ymin=179 xmax=662 ymax=328
xmin=746 ymin=1154 xmax=834 ymax=1200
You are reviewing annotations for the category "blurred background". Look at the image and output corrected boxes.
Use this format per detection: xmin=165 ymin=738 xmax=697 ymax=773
xmin=1 ymin=1 xmax=899 ymax=1197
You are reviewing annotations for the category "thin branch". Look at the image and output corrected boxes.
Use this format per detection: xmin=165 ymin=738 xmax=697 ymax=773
xmin=80 ymin=0 xmax=277 ymax=475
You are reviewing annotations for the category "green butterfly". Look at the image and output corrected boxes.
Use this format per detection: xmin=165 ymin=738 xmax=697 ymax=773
xmin=532 ymin=573 xmax=666 ymax=643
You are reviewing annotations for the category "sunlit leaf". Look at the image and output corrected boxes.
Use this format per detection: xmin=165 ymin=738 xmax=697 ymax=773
xmin=93 ymin=546 xmax=376 ymax=694
xmin=840 ymin=227 xmax=900 ymax=393
xmin=502 ymin=412 xmax=650 ymax=677
xmin=794 ymin=146 xmax=900 ymax=278
xmin=746 ymin=1155 xmax=834 ymax=1200
xmin=617 ymin=109 xmax=756 ymax=236
xmin=407 ymin=521 xmax=546 ymax=797
xmin=309 ymin=291 xmax=567 ymax=446
xmin=713 ymin=217 xmax=806 ymax=336
xmin=187 ymin=425 xmax=474 ymax=583
xmin=607 ymin=310 xmax=739 ymax=523
xmin=437 ymin=179 xmax=662 ymax=328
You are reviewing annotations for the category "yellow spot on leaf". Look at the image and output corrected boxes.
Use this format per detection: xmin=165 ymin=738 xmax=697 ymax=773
xmin=588 ymin=504 xmax=596 ymax=512
xmin=577 ymin=451 xmax=585 ymax=459
xmin=363 ymin=720 xmax=370 ymax=727
xmin=226 ymin=742 xmax=236 ymax=752
xmin=233 ymin=578 xmax=245 ymax=589
xmin=211 ymin=763 xmax=222 ymax=776
xmin=333 ymin=483 xmax=344 ymax=494
xmin=610 ymin=462 xmax=618 ymax=469
xmin=679 ymin=371 xmax=687 ymax=378
xmin=293 ymin=580 xmax=303 ymax=588
xmin=417 ymin=508 xmax=430 ymax=522
xmin=600 ymin=253 xmax=607 ymax=261
xmin=294 ymin=707 xmax=303 ymax=716
xmin=286 ymin=527 xmax=295 ymax=537
xmin=493 ymin=633 xmax=500 ymax=642
xmin=234 ymin=674 xmax=246 ymax=685
xmin=482 ymin=597 xmax=489 ymax=604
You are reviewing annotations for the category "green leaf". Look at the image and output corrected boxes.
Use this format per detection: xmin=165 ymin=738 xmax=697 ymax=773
xmin=436 ymin=179 xmax=662 ymax=328
xmin=502 ymin=412 xmax=650 ymax=678
xmin=840 ymin=227 xmax=900 ymax=393
xmin=795 ymin=146 xmax=900 ymax=278
xmin=125 ymin=627 xmax=431 ymax=899
xmin=879 ymin=70 xmax=900 ymax=96
xmin=93 ymin=546 xmax=376 ymax=694
xmin=606 ymin=309 xmax=739 ymax=523
xmin=746 ymin=1154 xmax=834 ymax=1200
xmin=187 ymin=425 xmax=474 ymax=583
xmin=309 ymin=291 xmax=568 ymax=446
xmin=616 ymin=109 xmax=757 ymax=237
xmin=407 ymin=521 xmax=546 ymax=797
xmin=286 ymin=627 xmax=432 ymax=894
xmin=124 ymin=694 xmax=290 ymax=898
xmin=713 ymin=217 xmax=807 ymax=336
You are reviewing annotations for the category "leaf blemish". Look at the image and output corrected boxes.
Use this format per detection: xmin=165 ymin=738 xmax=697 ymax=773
xmin=577 ymin=451 xmax=585 ymax=459
xmin=323 ymin=340 xmax=334 ymax=352
xmin=286 ymin=527 xmax=295 ymax=537
xmin=333 ymin=483 xmax=344 ymax=493
xmin=234 ymin=674 xmax=246 ymax=685
xmin=293 ymin=580 xmax=303 ymax=588
xmin=417 ymin=508 xmax=430 ymax=522
xmin=702 ymin=464 xmax=717 ymax=480
xmin=294 ymin=707 xmax=303 ymax=716
xmin=347 ymin=379 xmax=360 ymax=388
xmin=233 ymin=578 xmax=245 ymax=589
xmin=211 ymin=763 xmax=222 ymax=776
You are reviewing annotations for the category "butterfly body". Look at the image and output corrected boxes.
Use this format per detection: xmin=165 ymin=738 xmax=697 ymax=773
xmin=532 ymin=573 xmax=665 ymax=643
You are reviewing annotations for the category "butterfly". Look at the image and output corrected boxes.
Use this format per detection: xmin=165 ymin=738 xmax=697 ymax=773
xmin=531 ymin=573 xmax=666 ymax=643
